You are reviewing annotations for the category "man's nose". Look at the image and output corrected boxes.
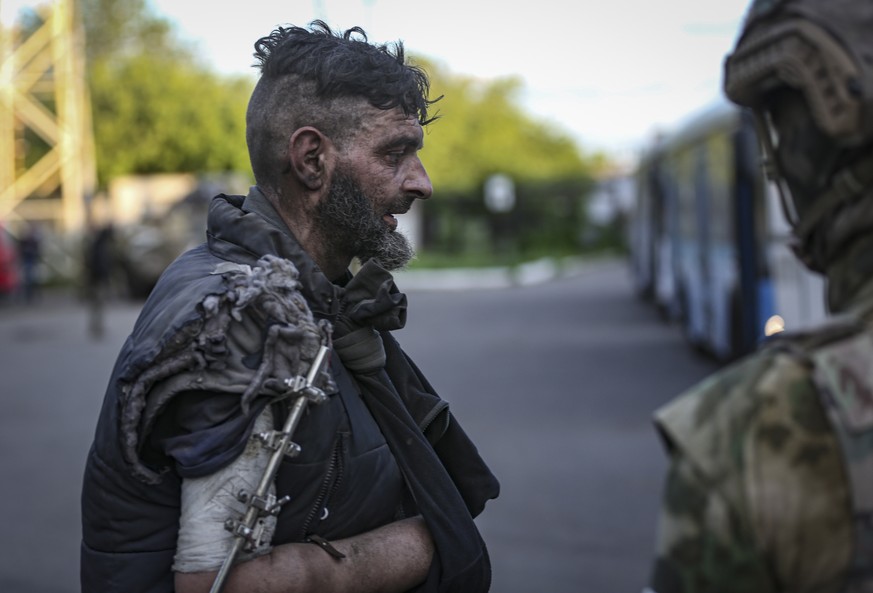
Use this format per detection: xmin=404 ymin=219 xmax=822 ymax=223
xmin=404 ymin=158 xmax=433 ymax=200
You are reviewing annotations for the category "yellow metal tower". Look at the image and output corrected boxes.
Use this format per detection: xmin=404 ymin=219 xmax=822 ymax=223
xmin=0 ymin=0 xmax=96 ymax=235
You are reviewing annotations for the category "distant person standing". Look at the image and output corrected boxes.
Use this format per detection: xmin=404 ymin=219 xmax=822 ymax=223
xmin=17 ymin=222 xmax=41 ymax=303
xmin=84 ymin=223 xmax=115 ymax=338
xmin=0 ymin=223 xmax=20 ymax=301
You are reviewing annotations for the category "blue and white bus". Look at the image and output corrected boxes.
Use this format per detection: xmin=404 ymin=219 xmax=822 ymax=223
xmin=628 ymin=97 xmax=827 ymax=361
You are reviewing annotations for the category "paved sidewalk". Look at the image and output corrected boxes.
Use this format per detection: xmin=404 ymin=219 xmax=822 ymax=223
xmin=395 ymin=254 xmax=624 ymax=291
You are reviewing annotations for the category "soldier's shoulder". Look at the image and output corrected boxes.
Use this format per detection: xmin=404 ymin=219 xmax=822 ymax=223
xmin=653 ymin=347 xmax=816 ymax=481
xmin=654 ymin=313 xmax=870 ymax=478
xmin=654 ymin=351 xmax=789 ymax=448
xmin=658 ymin=313 xmax=865 ymax=425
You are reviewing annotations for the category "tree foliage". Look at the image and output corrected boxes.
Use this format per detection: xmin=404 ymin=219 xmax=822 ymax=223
xmin=80 ymin=0 xmax=252 ymax=186
xmin=80 ymin=0 xmax=183 ymax=65
xmin=407 ymin=59 xmax=608 ymax=259
xmin=89 ymin=56 xmax=252 ymax=181
xmin=415 ymin=58 xmax=598 ymax=193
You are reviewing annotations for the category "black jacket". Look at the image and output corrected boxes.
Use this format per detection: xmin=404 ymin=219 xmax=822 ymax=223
xmin=81 ymin=188 xmax=499 ymax=593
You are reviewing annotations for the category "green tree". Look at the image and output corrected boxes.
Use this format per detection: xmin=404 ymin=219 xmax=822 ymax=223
xmin=80 ymin=0 xmax=252 ymax=186
xmin=80 ymin=0 xmax=184 ymax=65
xmin=89 ymin=56 xmax=251 ymax=180
xmin=415 ymin=58 xmax=600 ymax=193
xmin=407 ymin=59 xmax=612 ymax=260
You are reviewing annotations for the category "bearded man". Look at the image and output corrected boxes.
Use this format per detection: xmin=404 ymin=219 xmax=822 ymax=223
xmin=80 ymin=21 xmax=499 ymax=593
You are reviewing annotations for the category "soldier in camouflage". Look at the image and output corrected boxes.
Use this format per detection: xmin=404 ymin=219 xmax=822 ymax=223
xmin=647 ymin=1 xmax=873 ymax=592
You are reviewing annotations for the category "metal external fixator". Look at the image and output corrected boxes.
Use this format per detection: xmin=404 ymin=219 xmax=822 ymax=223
xmin=255 ymin=430 xmax=303 ymax=458
xmin=209 ymin=345 xmax=331 ymax=593
xmin=222 ymin=490 xmax=292 ymax=552
xmin=224 ymin=516 xmax=267 ymax=552
xmin=284 ymin=374 xmax=329 ymax=405
xmin=235 ymin=490 xmax=291 ymax=515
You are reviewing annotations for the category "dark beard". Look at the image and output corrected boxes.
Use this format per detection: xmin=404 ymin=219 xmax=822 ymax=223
xmin=315 ymin=172 xmax=414 ymax=271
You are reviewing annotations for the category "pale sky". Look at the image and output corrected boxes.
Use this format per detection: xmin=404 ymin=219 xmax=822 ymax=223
xmin=5 ymin=0 xmax=753 ymax=168
xmin=146 ymin=0 xmax=752 ymax=168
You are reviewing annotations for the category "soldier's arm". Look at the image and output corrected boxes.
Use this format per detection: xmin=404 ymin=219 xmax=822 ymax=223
xmin=175 ymin=516 xmax=434 ymax=593
xmin=647 ymin=453 xmax=776 ymax=593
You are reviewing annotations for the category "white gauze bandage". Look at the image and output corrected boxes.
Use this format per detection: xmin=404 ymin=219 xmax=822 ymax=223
xmin=173 ymin=406 xmax=277 ymax=573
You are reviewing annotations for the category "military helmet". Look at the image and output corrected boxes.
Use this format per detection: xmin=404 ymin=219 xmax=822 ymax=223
xmin=723 ymin=0 xmax=873 ymax=272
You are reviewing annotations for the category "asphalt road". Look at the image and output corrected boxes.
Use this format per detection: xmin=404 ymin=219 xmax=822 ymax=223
xmin=0 ymin=259 xmax=719 ymax=593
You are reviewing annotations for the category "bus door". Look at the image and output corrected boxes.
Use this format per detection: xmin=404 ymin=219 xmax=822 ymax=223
xmin=674 ymin=147 xmax=706 ymax=347
xmin=704 ymin=130 xmax=741 ymax=361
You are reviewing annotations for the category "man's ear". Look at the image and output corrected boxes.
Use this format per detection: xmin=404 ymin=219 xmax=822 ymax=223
xmin=288 ymin=127 xmax=330 ymax=191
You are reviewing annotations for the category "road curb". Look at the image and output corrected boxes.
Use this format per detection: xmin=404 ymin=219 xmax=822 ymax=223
xmin=394 ymin=254 xmax=623 ymax=291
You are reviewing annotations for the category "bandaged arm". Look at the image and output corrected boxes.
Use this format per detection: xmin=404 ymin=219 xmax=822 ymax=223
xmin=174 ymin=407 xmax=434 ymax=593
xmin=174 ymin=408 xmax=277 ymax=573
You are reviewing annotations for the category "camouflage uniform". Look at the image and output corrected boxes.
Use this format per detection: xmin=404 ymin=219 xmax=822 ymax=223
xmin=649 ymin=254 xmax=873 ymax=593
xmin=648 ymin=0 xmax=873 ymax=588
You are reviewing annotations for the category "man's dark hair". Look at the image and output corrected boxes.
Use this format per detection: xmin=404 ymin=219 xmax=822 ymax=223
xmin=246 ymin=20 xmax=439 ymax=190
